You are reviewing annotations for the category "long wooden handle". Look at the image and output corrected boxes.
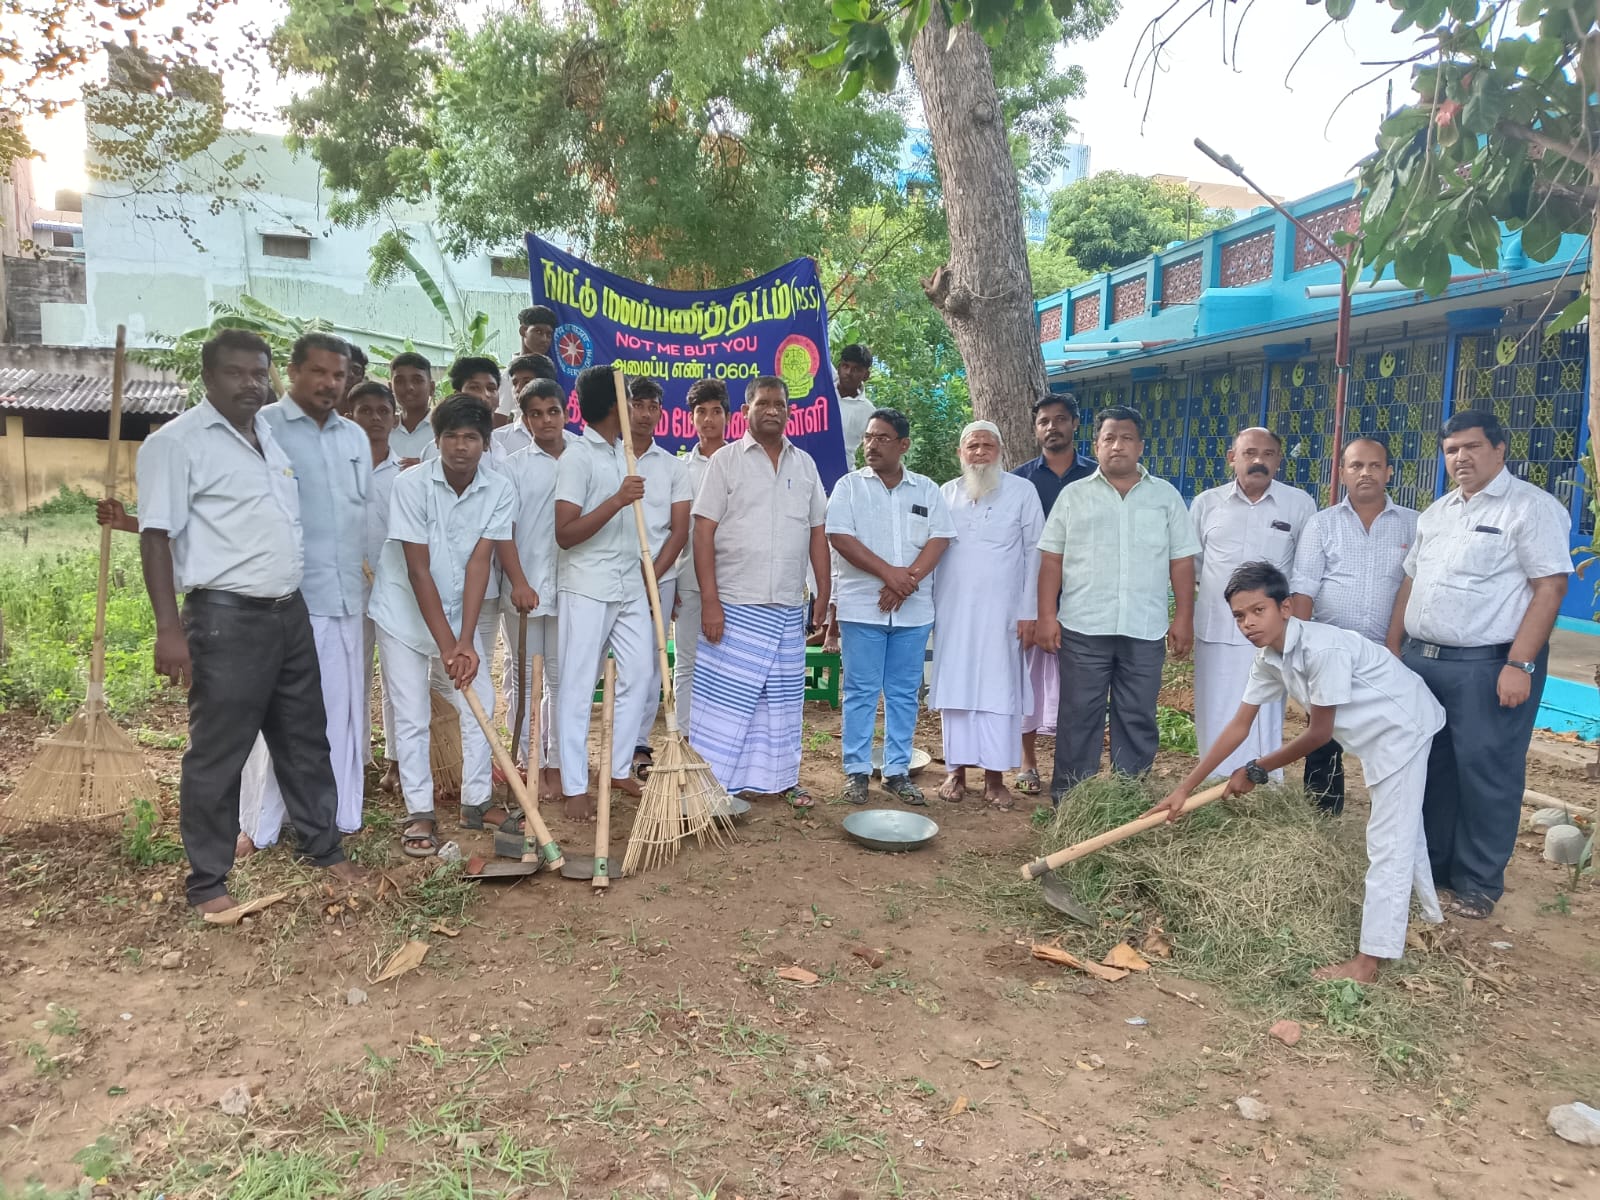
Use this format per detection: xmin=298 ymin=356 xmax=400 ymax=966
xmin=512 ymin=612 xmax=529 ymax=764
xmin=612 ymin=367 xmax=676 ymax=730
xmin=88 ymin=326 xmax=127 ymax=703
xmin=594 ymin=657 xmax=614 ymax=890
xmin=529 ymin=651 xmax=543 ymax=785
xmin=1020 ymin=782 xmax=1230 ymax=880
xmin=461 ymin=687 xmax=564 ymax=869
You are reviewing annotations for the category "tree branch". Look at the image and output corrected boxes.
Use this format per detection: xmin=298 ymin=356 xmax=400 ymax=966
xmin=1496 ymin=120 xmax=1596 ymax=172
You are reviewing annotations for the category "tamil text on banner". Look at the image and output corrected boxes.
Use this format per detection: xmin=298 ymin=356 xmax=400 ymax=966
xmin=525 ymin=234 xmax=849 ymax=490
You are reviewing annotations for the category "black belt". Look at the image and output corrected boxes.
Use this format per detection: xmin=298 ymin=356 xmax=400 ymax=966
xmin=186 ymin=588 xmax=301 ymax=611
xmin=1405 ymin=639 xmax=1512 ymax=662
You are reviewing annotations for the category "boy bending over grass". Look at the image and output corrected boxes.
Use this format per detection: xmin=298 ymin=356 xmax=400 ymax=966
xmin=1152 ymin=561 xmax=1445 ymax=983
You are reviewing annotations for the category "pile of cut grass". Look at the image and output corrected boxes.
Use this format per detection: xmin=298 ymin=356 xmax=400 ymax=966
xmin=1038 ymin=775 xmax=1471 ymax=1077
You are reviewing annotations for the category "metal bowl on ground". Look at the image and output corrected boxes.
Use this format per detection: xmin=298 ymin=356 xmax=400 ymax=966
xmin=842 ymin=808 xmax=939 ymax=853
xmin=869 ymin=746 xmax=933 ymax=779
xmin=708 ymin=793 xmax=753 ymax=821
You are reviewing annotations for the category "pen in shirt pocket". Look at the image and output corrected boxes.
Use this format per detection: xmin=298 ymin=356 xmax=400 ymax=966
xmin=350 ymin=457 xmax=362 ymax=492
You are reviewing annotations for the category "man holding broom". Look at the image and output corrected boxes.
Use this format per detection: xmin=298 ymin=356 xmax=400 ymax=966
xmin=689 ymin=376 xmax=830 ymax=807
xmin=136 ymin=329 xmax=365 ymax=914
xmin=1152 ymin=561 xmax=1444 ymax=983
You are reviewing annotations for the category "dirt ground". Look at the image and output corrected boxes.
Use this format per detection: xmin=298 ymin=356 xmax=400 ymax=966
xmin=2 ymin=686 xmax=1599 ymax=1200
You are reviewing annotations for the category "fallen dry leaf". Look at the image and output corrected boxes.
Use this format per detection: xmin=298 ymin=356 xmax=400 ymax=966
xmin=1103 ymin=944 xmax=1151 ymax=972
xmin=1021 ymin=1110 xmax=1061 ymax=1133
xmin=417 ymin=1035 xmax=438 ymax=1047
xmin=776 ymin=965 xmax=820 ymax=985
xmin=1141 ymin=927 xmax=1174 ymax=959
xmin=1268 ymin=1020 xmax=1302 ymax=1047
xmin=850 ymin=945 xmax=886 ymax=969
xmin=1031 ymin=943 xmax=1130 ymax=983
xmin=202 ymin=892 xmax=288 ymax=926
xmin=948 ymin=1095 xmax=969 ymax=1116
xmin=968 ymin=1058 xmax=1000 ymax=1070
xmin=429 ymin=923 xmax=461 ymax=938
xmin=372 ymin=940 xmax=430 ymax=984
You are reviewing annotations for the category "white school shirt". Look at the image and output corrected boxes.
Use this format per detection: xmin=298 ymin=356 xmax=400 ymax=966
xmin=1290 ymin=497 xmax=1417 ymax=644
xmin=693 ymin=433 xmax=827 ymax=607
xmin=1242 ymin=618 xmax=1444 ymax=785
xmin=369 ymin=460 xmax=515 ymax=657
xmin=492 ymin=418 xmax=537 ymax=458
xmin=676 ymin=443 xmax=721 ymax=595
xmin=500 ymin=433 xmax=577 ymax=615
xmin=1191 ymin=478 xmax=1317 ymax=645
xmin=136 ymin=400 xmax=304 ymax=598
xmin=260 ymin=396 xmax=371 ymax=618
xmin=553 ymin=424 xmax=644 ymax=602
xmin=1402 ymin=466 xmax=1573 ymax=647
xmin=390 ymin=413 xmax=436 ymax=460
xmin=826 ymin=465 xmax=956 ymax=628
xmin=634 ymin=440 xmax=694 ymax=584
xmin=364 ymin=450 xmax=402 ymax=608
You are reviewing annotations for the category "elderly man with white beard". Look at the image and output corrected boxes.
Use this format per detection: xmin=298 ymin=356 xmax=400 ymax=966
xmin=928 ymin=421 xmax=1045 ymax=810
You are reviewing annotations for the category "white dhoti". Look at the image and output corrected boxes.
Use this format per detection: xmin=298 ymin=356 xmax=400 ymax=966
xmin=379 ymin=617 xmax=496 ymax=818
xmin=673 ymin=587 xmax=703 ymax=734
xmin=1022 ymin=646 xmax=1058 ymax=736
xmin=555 ymin=591 xmax=652 ymax=796
xmin=941 ymin=710 xmax=1024 ymax=772
xmin=362 ymin=616 xmax=396 ymax=766
xmin=1193 ymin=638 xmax=1284 ymax=780
xmin=500 ymin=607 xmax=561 ymax=770
xmin=635 ymin=577 xmax=677 ymax=749
xmin=1360 ymin=738 xmax=1443 ymax=958
xmin=247 ymin=613 xmax=367 ymax=845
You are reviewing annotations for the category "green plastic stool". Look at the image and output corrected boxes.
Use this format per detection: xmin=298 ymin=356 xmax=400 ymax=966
xmin=805 ymin=646 xmax=841 ymax=710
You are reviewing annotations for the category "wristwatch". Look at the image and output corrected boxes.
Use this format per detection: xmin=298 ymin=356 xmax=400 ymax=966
xmin=1242 ymin=760 xmax=1270 ymax=785
xmin=1506 ymin=660 xmax=1536 ymax=675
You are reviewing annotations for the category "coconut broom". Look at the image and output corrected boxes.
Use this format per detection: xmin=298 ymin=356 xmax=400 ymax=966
xmin=2 ymin=326 xmax=162 ymax=831
xmin=615 ymin=367 xmax=731 ymax=875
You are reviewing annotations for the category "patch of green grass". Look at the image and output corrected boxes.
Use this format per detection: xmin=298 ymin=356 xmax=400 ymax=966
xmin=1156 ymin=705 xmax=1197 ymax=754
xmin=122 ymin=796 xmax=184 ymax=867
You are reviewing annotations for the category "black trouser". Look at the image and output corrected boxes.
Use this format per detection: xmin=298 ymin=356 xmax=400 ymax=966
xmin=180 ymin=590 xmax=345 ymax=905
xmin=1402 ymin=640 xmax=1547 ymax=906
xmin=1052 ymin=629 xmax=1165 ymax=803
xmin=1303 ymin=738 xmax=1345 ymax=816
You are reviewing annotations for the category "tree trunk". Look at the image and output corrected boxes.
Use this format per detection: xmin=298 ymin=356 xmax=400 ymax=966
xmin=911 ymin=6 xmax=1045 ymax=462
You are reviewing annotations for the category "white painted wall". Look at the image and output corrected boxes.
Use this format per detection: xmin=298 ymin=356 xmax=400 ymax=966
xmin=51 ymin=130 xmax=533 ymax=360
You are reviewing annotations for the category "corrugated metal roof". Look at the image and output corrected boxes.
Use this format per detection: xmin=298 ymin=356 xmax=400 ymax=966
xmin=0 ymin=369 xmax=188 ymax=416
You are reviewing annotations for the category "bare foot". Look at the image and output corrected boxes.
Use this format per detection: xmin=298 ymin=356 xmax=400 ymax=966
xmin=324 ymin=861 xmax=373 ymax=889
xmin=564 ymin=793 xmax=597 ymax=822
xmin=1313 ymin=953 xmax=1380 ymax=984
xmin=983 ymin=784 xmax=1018 ymax=812
xmin=937 ymin=771 xmax=966 ymax=802
xmin=193 ymin=895 xmax=238 ymax=915
xmin=539 ymin=767 xmax=562 ymax=805
xmin=611 ymin=775 xmax=643 ymax=798
xmin=235 ymin=832 xmax=257 ymax=860
xmin=379 ymin=761 xmax=400 ymax=794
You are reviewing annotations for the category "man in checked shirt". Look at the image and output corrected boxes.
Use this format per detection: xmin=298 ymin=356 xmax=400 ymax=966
xmin=1289 ymin=438 xmax=1417 ymax=815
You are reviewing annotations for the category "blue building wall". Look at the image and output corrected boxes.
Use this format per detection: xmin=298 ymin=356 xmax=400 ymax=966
xmin=1033 ymin=180 xmax=1597 ymax=620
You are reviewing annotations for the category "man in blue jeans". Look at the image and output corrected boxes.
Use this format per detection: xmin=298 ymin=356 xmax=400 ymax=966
xmin=827 ymin=408 xmax=956 ymax=804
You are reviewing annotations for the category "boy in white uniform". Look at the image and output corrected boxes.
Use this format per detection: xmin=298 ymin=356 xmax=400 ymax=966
xmin=1153 ymin=561 xmax=1445 ymax=983
xmin=349 ymin=381 xmax=402 ymax=770
xmin=625 ymin=377 xmax=692 ymax=776
xmin=672 ymin=378 xmax=730 ymax=733
xmin=500 ymin=379 xmax=576 ymax=803
xmin=370 ymin=395 xmax=517 ymax=857
xmin=553 ymin=366 xmax=653 ymax=820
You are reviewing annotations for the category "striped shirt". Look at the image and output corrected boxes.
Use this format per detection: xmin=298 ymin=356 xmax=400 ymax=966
xmin=1290 ymin=496 xmax=1417 ymax=644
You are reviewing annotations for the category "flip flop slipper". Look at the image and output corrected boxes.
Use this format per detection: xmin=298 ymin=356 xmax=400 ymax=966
xmin=1013 ymin=769 xmax=1042 ymax=795
xmin=785 ymin=787 xmax=815 ymax=810
xmin=402 ymin=823 xmax=439 ymax=858
xmin=1447 ymin=893 xmax=1494 ymax=920
xmin=634 ymin=749 xmax=654 ymax=782
xmin=986 ymin=796 xmax=1017 ymax=812
xmin=459 ymin=802 xmax=515 ymax=831
xmin=494 ymin=811 xmax=527 ymax=860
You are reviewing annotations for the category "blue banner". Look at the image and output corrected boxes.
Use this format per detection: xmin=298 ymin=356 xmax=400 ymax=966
xmin=524 ymin=235 xmax=848 ymax=490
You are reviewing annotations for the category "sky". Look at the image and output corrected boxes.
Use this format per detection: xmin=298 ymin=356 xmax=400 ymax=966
xmin=25 ymin=1 xmax=1413 ymax=208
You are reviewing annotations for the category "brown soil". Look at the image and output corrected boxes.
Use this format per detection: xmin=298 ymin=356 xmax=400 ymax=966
xmin=1 ymin=695 xmax=1598 ymax=1200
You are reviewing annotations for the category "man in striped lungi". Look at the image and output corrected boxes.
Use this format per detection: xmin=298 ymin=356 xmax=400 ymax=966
xmin=689 ymin=377 xmax=831 ymax=809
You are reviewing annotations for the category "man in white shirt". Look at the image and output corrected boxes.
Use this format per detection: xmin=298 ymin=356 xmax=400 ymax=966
xmin=1389 ymin=410 xmax=1572 ymax=920
xmin=1154 ymin=562 xmax=1445 ymax=984
xmin=624 ymin=377 xmax=692 ymax=774
xmin=673 ymin=378 xmax=731 ymax=733
xmin=388 ymin=352 xmax=437 ymax=464
xmin=492 ymin=355 xmax=560 ymax=459
xmin=248 ymin=334 xmax=373 ymax=847
xmin=834 ymin=344 xmax=874 ymax=467
xmin=1036 ymin=407 xmax=1199 ymax=802
xmin=499 ymin=379 xmax=576 ymax=804
xmin=929 ymin=421 xmax=1043 ymax=811
xmin=496 ymin=305 xmax=559 ymax=420
xmin=691 ymin=376 xmax=830 ymax=806
xmin=371 ymin=395 xmax=518 ymax=856
xmin=553 ymin=366 xmax=653 ymax=820
xmin=1190 ymin=427 xmax=1317 ymax=780
xmin=348 ymin=381 xmax=402 ymax=777
xmin=827 ymin=408 xmax=955 ymax=805
xmin=136 ymin=329 xmax=365 ymax=915
xmin=1290 ymin=437 xmax=1417 ymax=813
